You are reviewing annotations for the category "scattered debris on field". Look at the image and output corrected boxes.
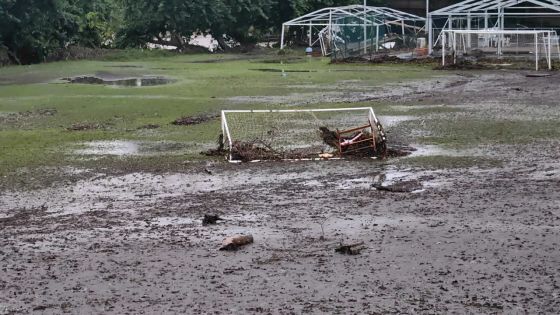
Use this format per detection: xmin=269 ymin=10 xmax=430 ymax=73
xmin=526 ymin=73 xmax=553 ymax=78
xmin=220 ymin=234 xmax=254 ymax=251
xmin=335 ymin=242 xmax=366 ymax=255
xmin=202 ymin=214 xmax=222 ymax=226
xmin=373 ymin=180 xmax=423 ymax=193
xmin=0 ymin=108 xmax=57 ymax=125
xmin=172 ymin=114 xmax=218 ymax=126
xmin=67 ymin=122 xmax=104 ymax=131
xmin=137 ymin=124 xmax=160 ymax=130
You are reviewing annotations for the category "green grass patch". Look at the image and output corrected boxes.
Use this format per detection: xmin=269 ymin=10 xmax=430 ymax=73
xmin=414 ymin=119 xmax=560 ymax=147
xmin=0 ymin=51 xmax=438 ymax=176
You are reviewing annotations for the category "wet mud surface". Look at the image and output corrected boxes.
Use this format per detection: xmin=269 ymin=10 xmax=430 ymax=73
xmin=2 ymin=71 xmax=560 ymax=314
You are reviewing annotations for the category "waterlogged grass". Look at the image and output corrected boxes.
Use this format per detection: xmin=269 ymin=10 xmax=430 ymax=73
xmin=419 ymin=119 xmax=560 ymax=147
xmin=0 ymin=51 xmax=438 ymax=176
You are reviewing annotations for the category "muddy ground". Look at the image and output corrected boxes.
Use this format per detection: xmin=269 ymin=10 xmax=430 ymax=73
xmin=1 ymin=70 xmax=560 ymax=314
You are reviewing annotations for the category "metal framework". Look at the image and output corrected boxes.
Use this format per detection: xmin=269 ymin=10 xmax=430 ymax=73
xmin=428 ymin=0 xmax=560 ymax=54
xmin=221 ymin=107 xmax=385 ymax=162
xmin=441 ymin=29 xmax=560 ymax=70
xmin=280 ymin=5 xmax=425 ymax=56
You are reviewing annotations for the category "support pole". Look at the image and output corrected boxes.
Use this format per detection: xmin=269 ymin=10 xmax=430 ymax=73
xmin=425 ymin=0 xmax=429 ymax=30
xmin=309 ymin=23 xmax=312 ymax=47
xmin=547 ymin=32 xmax=552 ymax=70
xmin=428 ymin=15 xmax=433 ymax=54
xmin=376 ymin=25 xmax=379 ymax=52
xmin=442 ymin=32 xmax=446 ymax=66
xmin=363 ymin=1 xmax=367 ymax=54
xmin=535 ymin=33 xmax=539 ymax=71
xmin=280 ymin=24 xmax=286 ymax=49
xmin=453 ymin=32 xmax=457 ymax=64
xmin=467 ymin=13 xmax=472 ymax=49
xmin=401 ymin=20 xmax=406 ymax=45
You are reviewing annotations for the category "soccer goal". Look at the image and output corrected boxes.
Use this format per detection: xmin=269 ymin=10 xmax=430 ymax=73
xmin=441 ymin=29 xmax=560 ymax=71
xmin=221 ymin=107 xmax=387 ymax=162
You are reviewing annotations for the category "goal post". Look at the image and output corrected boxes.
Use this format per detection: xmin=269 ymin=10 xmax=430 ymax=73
xmin=440 ymin=29 xmax=560 ymax=71
xmin=221 ymin=107 xmax=386 ymax=162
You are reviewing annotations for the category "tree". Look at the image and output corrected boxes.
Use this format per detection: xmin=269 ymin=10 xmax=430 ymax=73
xmin=117 ymin=0 xmax=225 ymax=50
xmin=0 ymin=0 xmax=80 ymax=64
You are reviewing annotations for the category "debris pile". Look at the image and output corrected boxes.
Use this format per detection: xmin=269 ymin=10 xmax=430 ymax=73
xmin=335 ymin=242 xmax=366 ymax=255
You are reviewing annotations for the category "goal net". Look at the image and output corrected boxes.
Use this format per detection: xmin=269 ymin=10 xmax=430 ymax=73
xmin=221 ymin=108 xmax=386 ymax=162
xmin=441 ymin=29 xmax=560 ymax=70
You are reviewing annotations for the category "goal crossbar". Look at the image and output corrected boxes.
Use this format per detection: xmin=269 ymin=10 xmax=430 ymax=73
xmin=221 ymin=107 xmax=384 ymax=162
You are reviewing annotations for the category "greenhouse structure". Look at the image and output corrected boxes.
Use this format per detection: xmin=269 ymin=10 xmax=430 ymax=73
xmin=280 ymin=5 xmax=426 ymax=59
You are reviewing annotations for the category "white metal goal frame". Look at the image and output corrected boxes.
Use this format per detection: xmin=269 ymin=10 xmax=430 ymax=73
xmin=441 ymin=29 xmax=560 ymax=70
xmin=221 ymin=107 xmax=384 ymax=162
xmin=428 ymin=0 xmax=560 ymax=55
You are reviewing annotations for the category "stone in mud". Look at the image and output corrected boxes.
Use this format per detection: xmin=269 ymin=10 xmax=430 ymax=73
xmin=373 ymin=180 xmax=423 ymax=193
xmin=202 ymin=214 xmax=222 ymax=226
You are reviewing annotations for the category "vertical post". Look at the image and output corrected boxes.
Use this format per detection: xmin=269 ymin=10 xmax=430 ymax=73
xmin=425 ymin=0 xmax=429 ymax=30
xmin=453 ymin=32 xmax=457 ymax=64
xmin=535 ymin=33 xmax=539 ymax=71
xmin=363 ymin=0 xmax=367 ymax=54
xmin=376 ymin=25 xmax=379 ymax=52
xmin=467 ymin=13 xmax=472 ymax=49
xmin=442 ymin=32 xmax=446 ymax=66
xmin=280 ymin=24 xmax=286 ymax=49
xmin=309 ymin=23 xmax=313 ymax=47
xmin=548 ymin=32 xmax=552 ymax=70
xmin=401 ymin=20 xmax=406 ymax=44
xmin=428 ymin=15 xmax=433 ymax=54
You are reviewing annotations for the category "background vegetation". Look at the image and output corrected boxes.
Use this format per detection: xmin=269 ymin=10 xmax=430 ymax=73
xmin=0 ymin=0 xmax=387 ymax=65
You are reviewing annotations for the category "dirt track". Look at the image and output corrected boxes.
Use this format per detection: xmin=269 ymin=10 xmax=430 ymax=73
xmin=1 ymin=71 xmax=560 ymax=314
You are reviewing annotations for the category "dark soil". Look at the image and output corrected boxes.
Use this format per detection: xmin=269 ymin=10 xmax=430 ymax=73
xmin=172 ymin=113 xmax=218 ymax=126
xmin=66 ymin=122 xmax=104 ymax=131
xmin=2 ymin=70 xmax=560 ymax=314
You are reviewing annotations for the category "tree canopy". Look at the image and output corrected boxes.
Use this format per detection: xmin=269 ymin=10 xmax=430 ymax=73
xmin=0 ymin=0 xmax=387 ymax=64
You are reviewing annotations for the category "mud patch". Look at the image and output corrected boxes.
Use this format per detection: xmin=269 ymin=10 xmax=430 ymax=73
xmin=172 ymin=113 xmax=218 ymax=126
xmin=137 ymin=124 xmax=160 ymax=130
xmin=67 ymin=122 xmax=104 ymax=131
xmin=63 ymin=75 xmax=174 ymax=87
xmin=0 ymin=108 xmax=57 ymax=122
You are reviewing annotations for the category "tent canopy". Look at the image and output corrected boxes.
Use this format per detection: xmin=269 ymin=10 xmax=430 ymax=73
xmin=430 ymin=0 xmax=560 ymax=17
xmin=280 ymin=5 xmax=425 ymax=51
xmin=283 ymin=5 xmax=425 ymax=27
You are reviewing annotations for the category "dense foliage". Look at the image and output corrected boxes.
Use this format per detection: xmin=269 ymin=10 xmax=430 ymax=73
xmin=0 ymin=0 xmax=386 ymax=64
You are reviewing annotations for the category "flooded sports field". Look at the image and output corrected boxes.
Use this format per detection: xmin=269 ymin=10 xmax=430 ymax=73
xmin=1 ymin=54 xmax=560 ymax=313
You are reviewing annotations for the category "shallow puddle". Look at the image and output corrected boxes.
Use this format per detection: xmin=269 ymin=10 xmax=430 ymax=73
xmin=74 ymin=140 xmax=198 ymax=157
xmin=63 ymin=75 xmax=174 ymax=87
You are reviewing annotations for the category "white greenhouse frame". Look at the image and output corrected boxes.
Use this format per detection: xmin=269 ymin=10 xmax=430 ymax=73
xmin=221 ymin=107 xmax=383 ymax=162
xmin=280 ymin=5 xmax=425 ymax=56
xmin=428 ymin=0 xmax=560 ymax=54
xmin=441 ymin=29 xmax=560 ymax=70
